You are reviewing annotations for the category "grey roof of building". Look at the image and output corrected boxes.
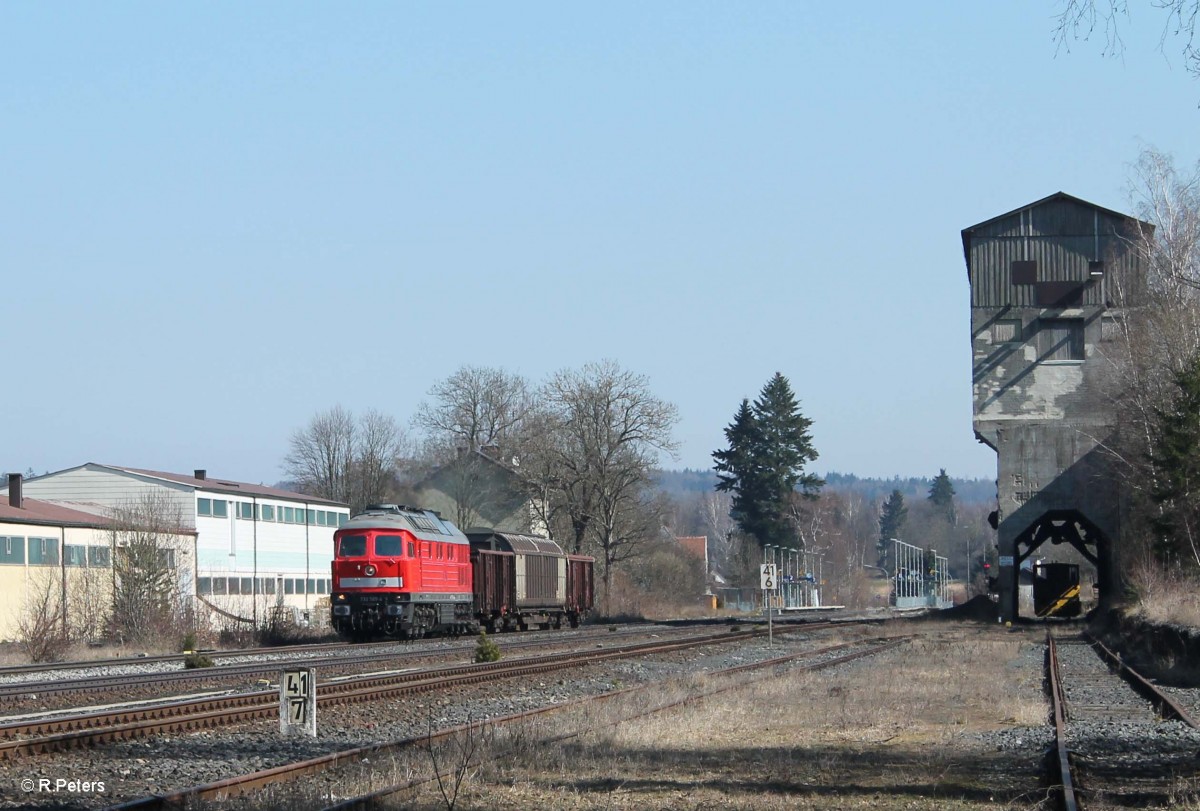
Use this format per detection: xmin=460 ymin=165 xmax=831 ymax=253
xmin=960 ymin=191 xmax=1155 ymax=266
xmin=32 ymin=463 xmax=349 ymax=507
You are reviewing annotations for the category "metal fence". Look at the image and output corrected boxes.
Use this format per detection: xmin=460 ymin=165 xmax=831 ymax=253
xmin=762 ymin=545 xmax=825 ymax=609
xmin=891 ymin=538 xmax=952 ymax=609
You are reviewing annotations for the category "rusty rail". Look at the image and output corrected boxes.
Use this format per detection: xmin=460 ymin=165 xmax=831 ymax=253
xmin=1085 ymin=633 xmax=1198 ymax=728
xmin=1046 ymin=633 xmax=1079 ymax=811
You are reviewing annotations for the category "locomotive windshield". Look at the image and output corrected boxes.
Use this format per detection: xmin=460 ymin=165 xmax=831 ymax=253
xmin=338 ymin=535 xmax=368 ymax=557
xmin=375 ymin=535 xmax=403 ymax=557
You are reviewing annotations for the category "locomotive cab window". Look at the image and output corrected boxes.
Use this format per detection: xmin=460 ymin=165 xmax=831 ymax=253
xmin=375 ymin=535 xmax=403 ymax=557
xmin=408 ymin=541 xmax=415 ymax=557
xmin=338 ymin=535 xmax=368 ymax=557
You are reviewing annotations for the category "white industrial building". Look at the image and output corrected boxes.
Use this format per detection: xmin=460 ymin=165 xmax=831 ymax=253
xmin=2 ymin=463 xmax=350 ymax=630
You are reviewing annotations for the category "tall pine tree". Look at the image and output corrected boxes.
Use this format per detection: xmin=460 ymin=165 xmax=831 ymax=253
xmin=927 ymin=468 xmax=957 ymax=525
xmin=713 ymin=373 xmax=822 ymax=549
xmin=877 ymin=489 xmax=908 ymax=566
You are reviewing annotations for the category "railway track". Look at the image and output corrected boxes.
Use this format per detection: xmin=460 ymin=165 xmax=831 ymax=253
xmin=107 ymin=635 xmax=908 ymax=810
xmin=0 ymin=623 xmax=841 ymax=761
xmin=1046 ymin=632 xmax=1200 ymax=810
xmin=0 ymin=638 xmax=395 ymax=679
xmin=0 ymin=624 xmax=687 ymax=705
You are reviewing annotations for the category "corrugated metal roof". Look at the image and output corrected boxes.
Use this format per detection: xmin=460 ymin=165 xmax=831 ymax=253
xmin=467 ymin=529 xmax=565 ymax=556
xmin=104 ymin=464 xmax=347 ymax=506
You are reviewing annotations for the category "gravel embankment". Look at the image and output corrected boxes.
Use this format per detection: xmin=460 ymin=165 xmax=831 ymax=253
xmin=0 ymin=627 xmax=871 ymax=809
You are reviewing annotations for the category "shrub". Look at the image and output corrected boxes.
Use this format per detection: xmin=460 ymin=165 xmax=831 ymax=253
xmin=180 ymin=631 xmax=197 ymax=653
xmin=183 ymin=652 xmax=213 ymax=668
xmin=474 ymin=631 xmax=501 ymax=663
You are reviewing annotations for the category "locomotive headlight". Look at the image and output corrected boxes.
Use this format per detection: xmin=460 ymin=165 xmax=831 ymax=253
xmin=336 ymin=593 xmax=346 ymax=601
xmin=364 ymin=564 xmax=377 ymax=577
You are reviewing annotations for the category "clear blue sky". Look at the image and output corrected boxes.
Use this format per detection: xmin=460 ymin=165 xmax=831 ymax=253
xmin=2 ymin=2 xmax=1195 ymax=485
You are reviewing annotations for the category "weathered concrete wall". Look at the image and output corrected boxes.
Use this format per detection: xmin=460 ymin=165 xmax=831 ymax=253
xmin=964 ymin=193 xmax=1146 ymax=621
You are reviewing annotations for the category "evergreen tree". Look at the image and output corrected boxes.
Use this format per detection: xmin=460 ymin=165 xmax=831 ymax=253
xmin=877 ymin=489 xmax=908 ymax=566
xmin=713 ymin=373 xmax=822 ymax=550
xmin=713 ymin=399 xmax=765 ymax=540
xmin=1149 ymin=354 xmax=1200 ymax=567
xmin=927 ymin=468 xmax=957 ymax=525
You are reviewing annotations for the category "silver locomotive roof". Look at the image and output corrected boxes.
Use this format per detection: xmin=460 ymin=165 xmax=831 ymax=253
xmin=341 ymin=504 xmax=468 ymax=545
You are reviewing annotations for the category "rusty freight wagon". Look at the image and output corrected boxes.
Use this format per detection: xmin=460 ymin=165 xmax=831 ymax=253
xmin=466 ymin=529 xmax=594 ymax=632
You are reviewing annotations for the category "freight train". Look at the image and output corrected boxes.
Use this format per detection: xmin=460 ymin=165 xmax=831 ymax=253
xmin=330 ymin=504 xmax=594 ymax=639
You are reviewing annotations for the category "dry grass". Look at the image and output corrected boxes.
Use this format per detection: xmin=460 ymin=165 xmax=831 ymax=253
xmin=1128 ymin=566 xmax=1200 ymax=628
xmin=363 ymin=629 xmax=1055 ymax=811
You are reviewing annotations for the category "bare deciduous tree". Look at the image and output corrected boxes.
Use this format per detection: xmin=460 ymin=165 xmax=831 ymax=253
xmin=414 ymin=365 xmax=533 ymax=461
xmin=15 ymin=567 xmax=68 ymax=663
xmin=1054 ymin=1 xmax=1200 ymax=77
xmin=354 ymin=409 xmax=410 ymax=508
xmin=1098 ymin=149 xmax=1200 ymax=567
xmin=109 ymin=491 xmax=186 ymax=645
xmin=699 ymin=490 xmax=736 ymax=574
xmin=284 ymin=405 xmax=356 ymax=503
xmin=284 ymin=405 xmax=407 ymax=512
xmin=536 ymin=361 xmax=679 ymax=610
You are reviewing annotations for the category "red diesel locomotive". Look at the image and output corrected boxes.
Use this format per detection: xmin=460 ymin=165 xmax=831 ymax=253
xmin=330 ymin=504 xmax=594 ymax=639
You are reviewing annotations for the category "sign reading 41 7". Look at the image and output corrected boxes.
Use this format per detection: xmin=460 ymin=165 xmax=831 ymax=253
xmin=280 ymin=667 xmax=317 ymax=737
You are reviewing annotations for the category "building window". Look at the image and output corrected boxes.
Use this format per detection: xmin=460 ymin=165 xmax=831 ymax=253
xmin=213 ymin=577 xmax=228 ymax=595
xmin=991 ymin=319 xmax=1022 ymax=344
xmin=260 ymin=504 xmax=275 ymax=522
xmin=64 ymin=545 xmax=87 ymax=567
xmin=238 ymin=502 xmax=254 ymax=520
xmin=284 ymin=579 xmax=295 ymax=595
xmin=212 ymin=500 xmax=228 ymax=518
xmin=261 ymin=578 xmax=276 ymax=595
xmin=198 ymin=498 xmax=212 ymax=516
xmin=338 ymin=513 xmax=348 ymax=527
xmin=306 ymin=509 xmax=316 ymax=524
xmin=0 ymin=536 xmax=25 ymax=564
xmin=1011 ymin=260 xmax=1037 ymax=284
xmin=1037 ymin=319 xmax=1085 ymax=362
xmin=197 ymin=577 xmax=212 ymax=595
xmin=283 ymin=506 xmax=294 ymax=523
xmin=28 ymin=537 xmax=60 ymax=565
xmin=88 ymin=546 xmax=111 ymax=567
xmin=307 ymin=579 xmax=316 ymax=594
xmin=317 ymin=579 xmax=327 ymax=595
xmin=240 ymin=577 xmax=252 ymax=594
